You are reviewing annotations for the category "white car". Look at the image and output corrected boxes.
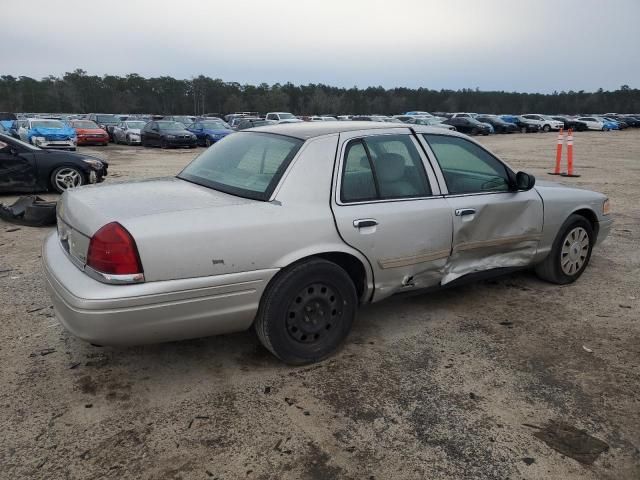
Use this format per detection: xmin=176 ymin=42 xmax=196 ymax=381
xmin=265 ymin=112 xmax=303 ymax=123
xmin=450 ymin=113 xmax=478 ymax=119
xmin=309 ymin=116 xmax=337 ymax=122
xmin=521 ymin=115 xmax=564 ymax=132
xmin=576 ymin=117 xmax=607 ymax=131
xmin=112 ymin=120 xmax=147 ymax=145
xmin=17 ymin=118 xmax=77 ymax=150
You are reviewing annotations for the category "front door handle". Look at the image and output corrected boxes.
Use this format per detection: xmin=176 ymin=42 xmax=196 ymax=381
xmin=455 ymin=208 xmax=476 ymax=217
xmin=353 ymin=218 xmax=378 ymax=228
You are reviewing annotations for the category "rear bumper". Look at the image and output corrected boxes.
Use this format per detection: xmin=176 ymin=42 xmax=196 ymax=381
xmin=42 ymin=233 xmax=278 ymax=346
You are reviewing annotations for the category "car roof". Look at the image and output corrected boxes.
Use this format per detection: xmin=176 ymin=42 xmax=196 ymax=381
xmin=250 ymin=121 xmax=462 ymax=140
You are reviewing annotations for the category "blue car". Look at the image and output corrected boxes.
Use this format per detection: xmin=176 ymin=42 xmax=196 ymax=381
xmin=186 ymin=119 xmax=234 ymax=147
xmin=597 ymin=117 xmax=619 ymax=130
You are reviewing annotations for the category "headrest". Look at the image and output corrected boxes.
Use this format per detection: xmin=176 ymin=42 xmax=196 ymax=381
xmin=375 ymin=153 xmax=406 ymax=182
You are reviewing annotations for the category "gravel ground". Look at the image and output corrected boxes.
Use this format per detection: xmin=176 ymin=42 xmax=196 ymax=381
xmin=1 ymin=131 xmax=638 ymax=479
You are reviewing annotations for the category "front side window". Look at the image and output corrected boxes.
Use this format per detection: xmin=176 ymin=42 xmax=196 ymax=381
xmin=423 ymin=134 xmax=510 ymax=194
xmin=341 ymin=134 xmax=432 ymax=203
xmin=178 ymin=132 xmax=303 ymax=201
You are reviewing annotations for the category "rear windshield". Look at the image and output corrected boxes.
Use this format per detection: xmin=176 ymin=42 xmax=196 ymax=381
xmin=73 ymin=120 xmax=99 ymax=129
xmin=178 ymin=132 xmax=303 ymax=201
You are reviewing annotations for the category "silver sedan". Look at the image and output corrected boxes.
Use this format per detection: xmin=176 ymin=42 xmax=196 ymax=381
xmin=43 ymin=122 xmax=612 ymax=364
xmin=112 ymin=120 xmax=147 ymax=145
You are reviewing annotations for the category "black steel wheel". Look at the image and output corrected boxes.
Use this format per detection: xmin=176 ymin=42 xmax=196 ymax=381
xmin=255 ymin=259 xmax=357 ymax=365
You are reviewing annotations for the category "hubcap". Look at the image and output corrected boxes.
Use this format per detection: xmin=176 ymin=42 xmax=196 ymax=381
xmin=55 ymin=168 xmax=82 ymax=191
xmin=286 ymin=283 xmax=343 ymax=344
xmin=561 ymin=227 xmax=589 ymax=275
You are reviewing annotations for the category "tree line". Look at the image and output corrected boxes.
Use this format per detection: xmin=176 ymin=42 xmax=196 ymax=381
xmin=1 ymin=69 xmax=638 ymax=116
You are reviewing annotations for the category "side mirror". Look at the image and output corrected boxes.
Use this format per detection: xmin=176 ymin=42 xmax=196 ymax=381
xmin=515 ymin=171 xmax=536 ymax=191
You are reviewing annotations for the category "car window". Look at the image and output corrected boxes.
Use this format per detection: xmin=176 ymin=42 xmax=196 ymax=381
xmin=178 ymin=132 xmax=303 ymax=201
xmin=423 ymin=134 xmax=510 ymax=195
xmin=341 ymin=135 xmax=431 ymax=203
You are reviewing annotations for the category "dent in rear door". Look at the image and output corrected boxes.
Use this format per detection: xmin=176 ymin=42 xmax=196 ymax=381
xmin=331 ymin=129 xmax=453 ymax=300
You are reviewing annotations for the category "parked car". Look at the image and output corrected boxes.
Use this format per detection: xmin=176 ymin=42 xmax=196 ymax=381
xmin=87 ymin=114 xmax=121 ymax=141
xmin=309 ymin=116 xmax=338 ymax=121
xmin=404 ymin=117 xmax=455 ymax=130
xmin=508 ymin=116 xmax=542 ymax=133
xmin=265 ymin=112 xmax=303 ymax=123
xmin=521 ymin=115 xmax=564 ymax=132
xmin=0 ymin=133 xmax=107 ymax=193
xmin=68 ymin=120 xmax=109 ymax=146
xmin=475 ymin=116 xmax=518 ymax=134
xmin=112 ymin=120 xmax=147 ymax=145
xmin=17 ymin=118 xmax=77 ymax=151
xmin=551 ymin=116 xmax=588 ymax=132
xmin=163 ymin=115 xmax=196 ymax=127
xmin=602 ymin=117 xmax=627 ymax=129
xmin=0 ymin=112 xmax=17 ymax=133
xmin=443 ymin=117 xmax=491 ymax=135
xmin=235 ymin=118 xmax=277 ymax=130
xmin=42 ymin=122 xmax=611 ymax=364
xmin=576 ymin=116 xmax=609 ymax=131
xmin=140 ymin=121 xmax=198 ymax=148
xmin=186 ymin=119 xmax=234 ymax=146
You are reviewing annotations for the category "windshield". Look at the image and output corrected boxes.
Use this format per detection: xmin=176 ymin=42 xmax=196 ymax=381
xmin=202 ymin=121 xmax=230 ymax=129
xmin=96 ymin=115 xmax=118 ymax=123
xmin=278 ymin=113 xmax=296 ymax=119
xmin=178 ymin=132 xmax=303 ymax=201
xmin=125 ymin=121 xmax=146 ymax=129
xmin=157 ymin=121 xmax=186 ymax=130
xmin=72 ymin=120 xmax=99 ymax=129
xmin=31 ymin=120 xmax=65 ymax=129
xmin=172 ymin=116 xmax=194 ymax=123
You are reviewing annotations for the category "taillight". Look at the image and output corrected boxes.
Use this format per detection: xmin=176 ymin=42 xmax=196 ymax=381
xmin=87 ymin=222 xmax=143 ymax=276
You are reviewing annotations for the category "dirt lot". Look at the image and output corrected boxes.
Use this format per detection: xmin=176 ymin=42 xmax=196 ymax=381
xmin=1 ymin=131 xmax=639 ymax=480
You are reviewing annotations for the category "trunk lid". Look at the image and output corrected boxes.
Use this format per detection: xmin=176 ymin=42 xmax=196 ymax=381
xmin=56 ymin=177 xmax=256 ymax=271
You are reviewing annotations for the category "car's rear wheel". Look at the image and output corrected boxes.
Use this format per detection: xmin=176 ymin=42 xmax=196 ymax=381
xmin=255 ymin=259 xmax=357 ymax=365
xmin=50 ymin=166 xmax=84 ymax=193
xmin=535 ymin=214 xmax=594 ymax=284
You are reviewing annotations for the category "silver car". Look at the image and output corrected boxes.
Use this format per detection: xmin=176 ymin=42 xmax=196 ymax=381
xmin=112 ymin=120 xmax=147 ymax=145
xmin=43 ymin=122 xmax=612 ymax=364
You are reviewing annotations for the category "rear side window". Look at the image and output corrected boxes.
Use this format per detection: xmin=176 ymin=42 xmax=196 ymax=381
xmin=423 ymin=134 xmax=510 ymax=194
xmin=179 ymin=132 xmax=303 ymax=201
xmin=341 ymin=134 xmax=431 ymax=203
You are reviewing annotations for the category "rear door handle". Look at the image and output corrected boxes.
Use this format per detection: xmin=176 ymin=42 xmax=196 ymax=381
xmin=353 ymin=218 xmax=378 ymax=228
xmin=455 ymin=208 xmax=476 ymax=217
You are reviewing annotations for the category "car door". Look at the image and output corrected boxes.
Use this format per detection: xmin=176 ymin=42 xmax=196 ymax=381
xmin=0 ymin=141 xmax=37 ymax=192
xmin=418 ymin=133 xmax=543 ymax=284
xmin=332 ymin=128 xmax=453 ymax=301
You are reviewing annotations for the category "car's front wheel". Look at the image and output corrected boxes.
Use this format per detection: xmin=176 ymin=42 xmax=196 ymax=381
xmin=205 ymin=137 xmax=212 ymax=147
xmin=255 ymin=259 xmax=357 ymax=365
xmin=543 ymin=124 xmax=551 ymax=132
xmin=535 ymin=214 xmax=594 ymax=284
xmin=50 ymin=166 xmax=85 ymax=193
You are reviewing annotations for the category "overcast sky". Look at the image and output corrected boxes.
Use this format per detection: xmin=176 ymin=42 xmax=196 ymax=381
xmin=3 ymin=0 xmax=638 ymax=92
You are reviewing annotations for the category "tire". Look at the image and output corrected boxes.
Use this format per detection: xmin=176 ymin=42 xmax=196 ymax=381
xmin=50 ymin=166 xmax=85 ymax=193
xmin=205 ymin=137 xmax=212 ymax=147
xmin=126 ymin=135 xmax=132 ymax=146
xmin=521 ymin=127 xmax=527 ymax=134
xmin=160 ymin=138 xmax=169 ymax=149
xmin=543 ymin=124 xmax=551 ymax=132
xmin=141 ymin=137 xmax=147 ymax=147
xmin=254 ymin=259 xmax=358 ymax=365
xmin=470 ymin=127 xmax=478 ymax=135
xmin=535 ymin=214 xmax=595 ymax=285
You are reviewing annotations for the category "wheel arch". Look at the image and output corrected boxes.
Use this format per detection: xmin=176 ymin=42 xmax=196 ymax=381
xmin=269 ymin=249 xmax=374 ymax=304
xmin=571 ymin=208 xmax=600 ymax=240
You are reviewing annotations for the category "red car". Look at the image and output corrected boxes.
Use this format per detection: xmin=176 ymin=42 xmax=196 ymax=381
xmin=69 ymin=120 xmax=109 ymax=146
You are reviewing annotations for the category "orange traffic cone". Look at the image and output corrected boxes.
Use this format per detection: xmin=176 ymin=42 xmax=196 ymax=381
xmin=548 ymin=128 xmax=564 ymax=175
xmin=561 ymin=129 xmax=580 ymax=177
